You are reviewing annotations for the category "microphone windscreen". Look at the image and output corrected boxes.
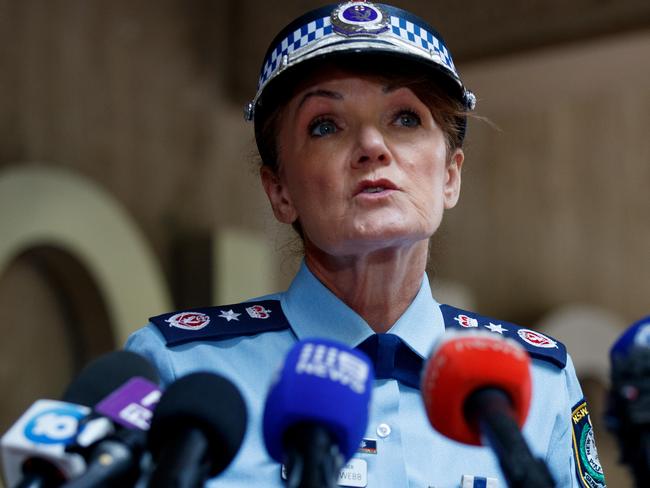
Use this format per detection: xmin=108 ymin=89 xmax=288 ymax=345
xmin=610 ymin=315 xmax=650 ymax=361
xmin=263 ymin=338 xmax=373 ymax=463
xmin=421 ymin=331 xmax=531 ymax=445
xmin=147 ymin=372 xmax=247 ymax=476
xmin=606 ymin=315 xmax=650 ymax=430
xmin=62 ymin=350 xmax=160 ymax=407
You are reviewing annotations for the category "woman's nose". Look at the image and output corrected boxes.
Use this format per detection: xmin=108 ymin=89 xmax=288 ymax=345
xmin=353 ymin=125 xmax=391 ymax=167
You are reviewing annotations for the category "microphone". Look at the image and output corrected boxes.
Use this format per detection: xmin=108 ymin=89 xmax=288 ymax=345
xmin=1 ymin=400 xmax=90 ymax=488
xmin=263 ymin=338 xmax=373 ymax=488
xmin=421 ymin=331 xmax=555 ymax=488
xmin=1 ymin=350 xmax=159 ymax=488
xmin=146 ymin=372 xmax=247 ymax=488
xmin=62 ymin=350 xmax=159 ymax=408
xmin=62 ymin=350 xmax=161 ymax=488
xmin=606 ymin=315 xmax=650 ymax=487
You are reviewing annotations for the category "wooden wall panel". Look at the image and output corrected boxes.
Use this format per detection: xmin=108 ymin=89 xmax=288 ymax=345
xmin=439 ymin=32 xmax=650 ymax=324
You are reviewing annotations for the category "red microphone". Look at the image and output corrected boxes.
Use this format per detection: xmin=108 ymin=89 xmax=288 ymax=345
xmin=421 ymin=331 xmax=555 ymax=488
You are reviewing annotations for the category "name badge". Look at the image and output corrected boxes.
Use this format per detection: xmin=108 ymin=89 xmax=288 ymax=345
xmin=338 ymin=458 xmax=368 ymax=487
xmin=281 ymin=458 xmax=368 ymax=487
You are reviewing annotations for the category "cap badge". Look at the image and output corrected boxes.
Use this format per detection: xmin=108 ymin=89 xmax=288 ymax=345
xmin=331 ymin=1 xmax=390 ymax=36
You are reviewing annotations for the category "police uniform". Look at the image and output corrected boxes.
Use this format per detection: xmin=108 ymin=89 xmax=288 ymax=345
xmin=126 ymin=261 xmax=605 ymax=488
xmin=128 ymin=2 xmax=605 ymax=486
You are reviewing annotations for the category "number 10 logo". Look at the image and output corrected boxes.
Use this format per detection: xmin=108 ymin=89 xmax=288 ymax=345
xmin=24 ymin=407 xmax=86 ymax=445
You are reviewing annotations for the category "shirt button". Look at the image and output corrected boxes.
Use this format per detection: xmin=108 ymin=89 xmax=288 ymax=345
xmin=376 ymin=423 xmax=391 ymax=438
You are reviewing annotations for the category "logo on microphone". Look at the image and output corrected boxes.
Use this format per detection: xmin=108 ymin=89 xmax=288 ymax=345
xmin=295 ymin=343 xmax=370 ymax=394
xmin=454 ymin=314 xmax=478 ymax=328
xmin=96 ymin=377 xmax=161 ymax=431
xmin=517 ymin=329 xmax=558 ymax=348
xmin=246 ymin=304 xmax=272 ymax=319
xmin=166 ymin=312 xmax=210 ymax=330
xmin=23 ymin=407 xmax=86 ymax=445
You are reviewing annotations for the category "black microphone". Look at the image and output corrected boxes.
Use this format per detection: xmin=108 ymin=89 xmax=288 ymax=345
xmin=606 ymin=315 xmax=650 ymax=487
xmin=421 ymin=331 xmax=556 ymax=488
xmin=62 ymin=350 xmax=159 ymax=407
xmin=146 ymin=372 xmax=247 ymax=488
xmin=1 ymin=350 xmax=159 ymax=488
xmin=61 ymin=350 xmax=161 ymax=488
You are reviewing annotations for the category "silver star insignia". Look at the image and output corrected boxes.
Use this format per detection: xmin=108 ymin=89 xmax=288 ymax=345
xmin=484 ymin=322 xmax=508 ymax=334
xmin=218 ymin=309 xmax=241 ymax=322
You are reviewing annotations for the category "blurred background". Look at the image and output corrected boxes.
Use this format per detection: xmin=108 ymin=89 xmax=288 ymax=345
xmin=0 ymin=0 xmax=648 ymax=485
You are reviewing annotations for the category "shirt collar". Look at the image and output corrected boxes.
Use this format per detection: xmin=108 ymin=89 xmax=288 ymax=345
xmin=281 ymin=260 xmax=446 ymax=359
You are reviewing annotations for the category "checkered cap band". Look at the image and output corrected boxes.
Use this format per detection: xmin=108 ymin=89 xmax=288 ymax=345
xmin=259 ymin=17 xmax=334 ymax=91
xmin=389 ymin=16 xmax=455 ymax=72
xmin=257 ymin=14 xmax=458 ymax=93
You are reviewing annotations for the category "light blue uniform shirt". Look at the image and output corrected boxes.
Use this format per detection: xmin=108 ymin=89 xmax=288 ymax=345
xmin=126 ymin=261 xmax=587 ymax=487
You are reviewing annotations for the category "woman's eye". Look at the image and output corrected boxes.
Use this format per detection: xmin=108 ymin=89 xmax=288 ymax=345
xmin=309 ymin=119 xmax=338 ymax=137
xmin=394 ymin=110 xmax=421 ymax=128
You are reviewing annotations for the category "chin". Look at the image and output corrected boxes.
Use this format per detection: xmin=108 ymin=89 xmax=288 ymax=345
xmin=331 ymin=228 xmax=433 ymax=255
xmin=354 ymin=218 xmax=435 ymax=241
xmin=304 ymin=217 xmax=438 ymax=255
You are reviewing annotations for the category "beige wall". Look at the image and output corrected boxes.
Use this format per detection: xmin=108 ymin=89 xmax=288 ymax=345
xmin=440 ymin=31 xmax=650 ymax=324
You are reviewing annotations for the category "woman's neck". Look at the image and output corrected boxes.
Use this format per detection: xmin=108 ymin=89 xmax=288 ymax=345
xmin=304 ymin=240 xmax=429 ymax=333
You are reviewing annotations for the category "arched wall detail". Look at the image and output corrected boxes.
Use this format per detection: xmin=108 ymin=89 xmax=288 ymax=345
xmin=0 ymin=165 xmax=172 ymax=345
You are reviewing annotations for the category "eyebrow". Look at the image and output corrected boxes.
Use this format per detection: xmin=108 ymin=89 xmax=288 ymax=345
xmin=383 ymin=83 xmax=403 ymax=93
xmin=297 ymin=89 xmax=344 ymax=109
xmin=296 ymin=83 xmax=402 ymax=110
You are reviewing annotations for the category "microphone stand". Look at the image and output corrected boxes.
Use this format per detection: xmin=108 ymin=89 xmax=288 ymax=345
xmin=628 ymin=431 xmax=650 ymax=487
xmin=15 ymin=459 xmax=66 ymax=488
xmin=147 ymin=428 xmax=211 ymax=488
xmin=465 ymin=389 xmax=556 ymax=488
xmin=283 ymin=423 xmax=344 ymax=488
xmin=62 ymin=429 xmax=147 ymax=488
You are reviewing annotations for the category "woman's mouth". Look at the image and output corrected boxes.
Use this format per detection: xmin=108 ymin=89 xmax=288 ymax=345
xmin=362 ymin=186 xmax=387 ymax=194
xmin=354 ymin=179 xmax=399 ymax=197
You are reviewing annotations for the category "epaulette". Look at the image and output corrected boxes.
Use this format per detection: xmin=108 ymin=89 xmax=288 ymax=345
xmin=440 ymin=304 xmax=567 ymax=369
xmin=150 ymin=299 xmax=290 ymax=347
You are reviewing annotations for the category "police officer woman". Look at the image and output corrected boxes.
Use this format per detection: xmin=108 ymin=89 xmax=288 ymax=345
xmin=127 ymin=2 xmax=605 ymax=487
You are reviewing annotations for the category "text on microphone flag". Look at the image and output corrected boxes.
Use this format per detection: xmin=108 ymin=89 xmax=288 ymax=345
xmin=295 ymin=342 xmax=370 ymax=394
xmin=95 ymin=377 xmax=161 ymax=431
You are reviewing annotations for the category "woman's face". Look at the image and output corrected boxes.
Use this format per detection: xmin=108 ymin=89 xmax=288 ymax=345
xmin=261 ymin=69 xmax=464 ymax=257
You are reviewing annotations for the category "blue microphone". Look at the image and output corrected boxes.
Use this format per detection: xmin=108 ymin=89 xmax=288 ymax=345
xmin=606 ymin=315 xmax=650 ymax=486
xmin=263 ymin=338 xmax=373 ymax=488
xmin=610 ymin=315 xmax=650 ymax=361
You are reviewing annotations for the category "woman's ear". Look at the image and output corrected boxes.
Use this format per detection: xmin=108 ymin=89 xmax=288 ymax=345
xmin=443 ymin=148 xmax=464 ymax=209
xmin=260 ymin=166 xmax=299 ymax=224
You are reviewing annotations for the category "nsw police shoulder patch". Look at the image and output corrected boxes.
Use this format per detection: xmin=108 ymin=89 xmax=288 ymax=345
xmin=149 ymin=299 xmax=290 ymax=347
xmin=439 ymin=304 xmax=567 ymax=368
xmin=571 ymin=398 xmax=606 ymax=488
